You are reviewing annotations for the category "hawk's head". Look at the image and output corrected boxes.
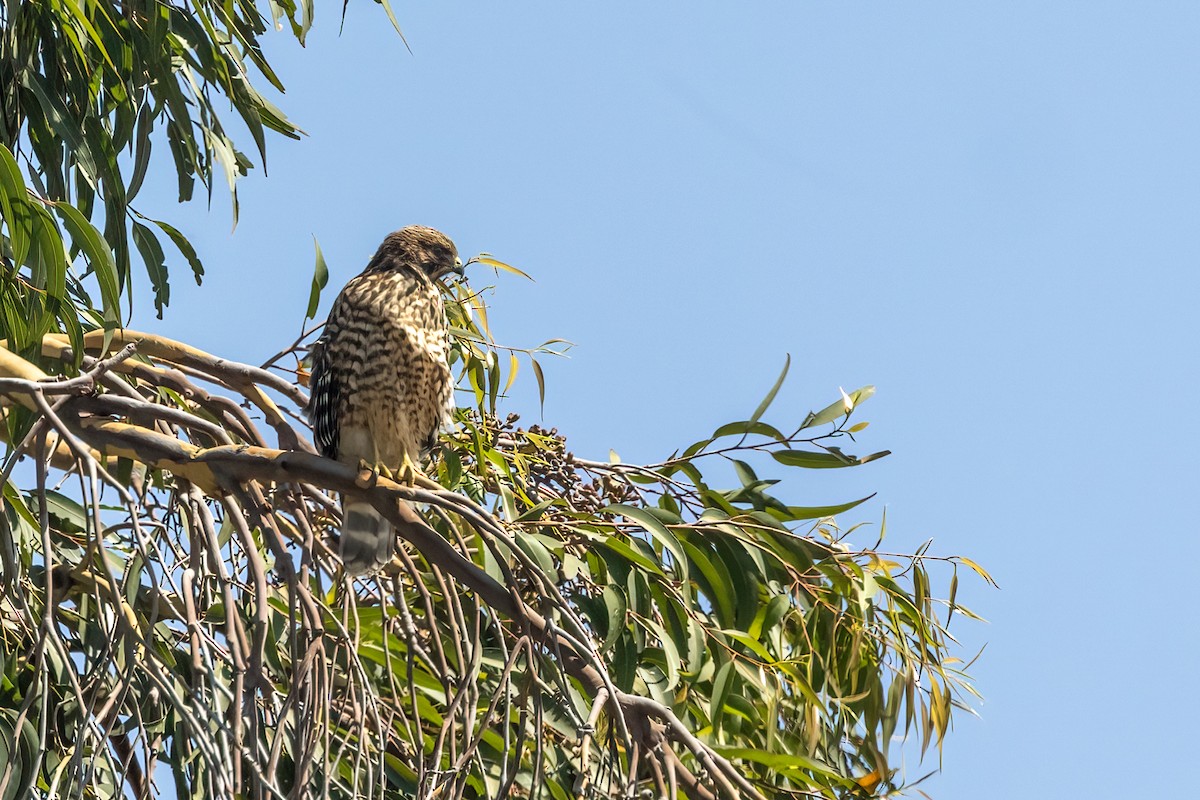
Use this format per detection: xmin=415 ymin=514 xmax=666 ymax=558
xmin=369 ymin=226 xmax=464 ymax=280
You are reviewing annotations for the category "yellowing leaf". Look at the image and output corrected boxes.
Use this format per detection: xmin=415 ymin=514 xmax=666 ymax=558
xmin=504 ymin=351 xmax=519 ymax=394
xmin=473 ymin=254 xmax=532 ymax=281
xmin=958 ymin=556 xmax=998 ymax=587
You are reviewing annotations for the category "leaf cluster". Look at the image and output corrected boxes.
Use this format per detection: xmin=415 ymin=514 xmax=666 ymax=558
xmin=0 ymin=0 xmax=313 ymax=349
xmin=434 ymin=307 xmax=984 ymax=797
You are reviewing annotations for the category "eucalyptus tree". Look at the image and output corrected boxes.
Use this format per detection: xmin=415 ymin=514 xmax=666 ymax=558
xmin=0 ymin=3 xmax=989 ymax=798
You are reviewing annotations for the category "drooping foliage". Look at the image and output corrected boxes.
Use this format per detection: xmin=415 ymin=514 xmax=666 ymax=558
xmin=0 ymin=280 xmax=990 ymax=798
xmin=0 ymin=0 xmax=352 ymax=348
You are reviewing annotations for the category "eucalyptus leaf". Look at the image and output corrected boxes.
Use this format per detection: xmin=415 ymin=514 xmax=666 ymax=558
xmin=307 ymin=236 xmax=329 ymax=320
xmin=750 ymin=353 xmax=790 ymax=424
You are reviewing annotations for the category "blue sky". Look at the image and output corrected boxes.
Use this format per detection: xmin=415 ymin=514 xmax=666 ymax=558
xmin=129 ymin=3 xmax=1200 ymax=796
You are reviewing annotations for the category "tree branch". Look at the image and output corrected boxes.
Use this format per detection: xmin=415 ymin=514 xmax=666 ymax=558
xmin=50 ymin=409 xmax=749 ymax=798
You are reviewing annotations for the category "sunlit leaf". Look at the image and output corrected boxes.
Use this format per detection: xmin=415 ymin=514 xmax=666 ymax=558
xmin=803 ymin=385 xmax=877 ymax=429
xmin=772 ymin=449 xmax=891 ymax=469
xmin=958 ymin=556 xmax=999 ymax=588
xmin=750 ymin=353 xmax=790 ymax=424
xmin=711 ymin=420 xmax=787 ymax=441
xmin=780 ymin=493 xmax=875 ymax=521
xmin=712 ymin=746 xmax=842 ymax=779
xmin=473 ymin=254 xmax=532 ymax=281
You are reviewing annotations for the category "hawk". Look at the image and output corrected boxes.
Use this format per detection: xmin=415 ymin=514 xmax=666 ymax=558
xmin=306 ymin=226 xmax=463 ymax=574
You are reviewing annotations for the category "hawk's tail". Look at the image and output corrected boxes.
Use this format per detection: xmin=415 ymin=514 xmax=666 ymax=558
xmin=339 ymin=501 xmax=395 ymax=576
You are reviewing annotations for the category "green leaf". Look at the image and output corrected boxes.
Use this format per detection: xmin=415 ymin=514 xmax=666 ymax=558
xmin=750 ymin=593 xmax=792 ymax=639
xmin=771 ymin=449 xmax=891 ymax=469
xmin=612 ymin=634 xmax=637 ymax=692
xmin=681 ymin=539 xmax=736 ymax=627
xmin=946 ymin=572 xmax=959 ymax=625
xmin=513 ymin=530 xmax=556 ymax=579
xmin=530 ymin=356 xmax=546 ymax=415
xmin=54 ymin=203 xmax=120 ymax=326
xmin=26 ymin=203 xmax=66 ymax=301
xmin=165 ymin=120 xmax=196 ymax=203
xmin=731 ymin=459 xmax=758 ymax=487
xmin=132 ymin=222 xmax=169 ymax=318
xmin=307 ymin=236 xmax=328 ymax=319
xmin=647 ymin=618 xmax=681 ymax=691
xmin=600 ymin=585 xmax=627 ymax=650
xmin=750 ymin=353 xmax=790 ymax=424
xmin=513 ymin=498 xmax=564 ymax=522
xmin=41 ymin=490 xmax=88 ymax=534
xmin=0 ymin=283 xmax=27 ymax=351
xmin=602 ymin=504 xmax=688 ymax=582
xmin=711 ymin=420 xmax=787 ymax=441
xmin=779 ymin=493 xmax=876 ymax=521
xmin=0 ymin=707 xmax=39 ymax=800
xmin=710 ymin=659 xmax=736 ymax=733
xmin=22 ymin=72 xmax=99 ymax=183
xmin=153 ymin=220 xmax=205 ymax=285
xmin=126 ymin=104 xmax=155 ymax=201
xmin=585 ymin=531 xmax=665 ymax=577
xmin=718 ymin=629 xmax=776 ymax=664
xmin=47 ymin=295 xmax=85 ymax=369
xmin=3 ymin=478 xmax=34 ymax=522
xmin=0 ymin=145 xmax=32 ymax=267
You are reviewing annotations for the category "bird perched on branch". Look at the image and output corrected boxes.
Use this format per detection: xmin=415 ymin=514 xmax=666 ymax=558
xmin=306 ymin=226 xmax=463 ymax=575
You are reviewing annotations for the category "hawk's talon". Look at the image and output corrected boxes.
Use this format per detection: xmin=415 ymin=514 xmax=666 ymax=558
xmin=397 ymin=453 xmax=421 ymax=487
xmin=355 ymin=460 xmax=378 ymax=489
xmin=353 ymin=457 xmax=424 ymax=488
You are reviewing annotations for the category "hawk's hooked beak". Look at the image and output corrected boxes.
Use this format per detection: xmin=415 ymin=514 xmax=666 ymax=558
xmin=452 ymin=256 xmax=465 ymax=277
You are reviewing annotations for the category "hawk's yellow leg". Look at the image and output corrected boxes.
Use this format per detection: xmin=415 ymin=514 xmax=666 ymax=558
xmin=395 ymin=452 xmax=423 ymax=487
xmin=354 ymin=454 xmax=424 ymax=488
